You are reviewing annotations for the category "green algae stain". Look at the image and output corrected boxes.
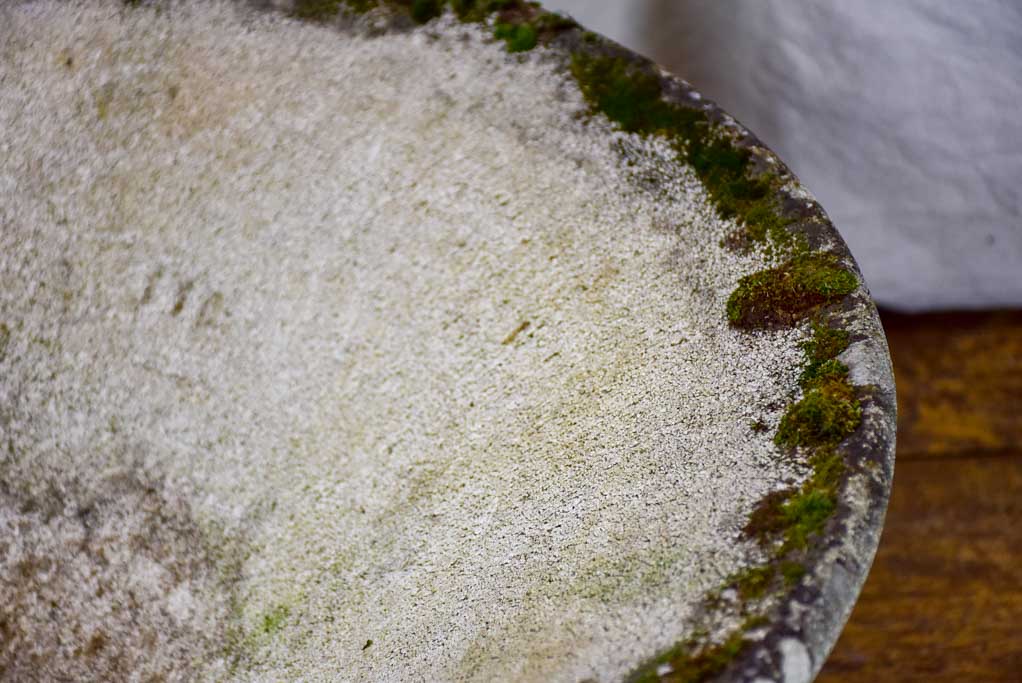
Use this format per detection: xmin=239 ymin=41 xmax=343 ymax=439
xmin=259 ymin=604 xmax=290 ymax=636
xmin=95 ymin=83 xmax=115 ymax=121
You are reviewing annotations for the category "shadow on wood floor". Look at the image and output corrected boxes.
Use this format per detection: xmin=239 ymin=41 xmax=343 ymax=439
xmin=818 ymin=310 xmax=1022 ymax=682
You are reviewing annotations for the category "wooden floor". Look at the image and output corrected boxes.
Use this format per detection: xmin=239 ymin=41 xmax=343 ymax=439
xmin=818 ymin=310 xmax=1022 ymax=682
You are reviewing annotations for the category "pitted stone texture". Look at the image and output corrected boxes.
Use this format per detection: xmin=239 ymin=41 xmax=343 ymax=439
xmin=0 ymin=2 xmax=815 ymax=680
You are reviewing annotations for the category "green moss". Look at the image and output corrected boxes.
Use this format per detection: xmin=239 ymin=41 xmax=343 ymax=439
xmin=726 ymin=253 xmax=857 ymax=329
xmin=801 ymin=321 xmax=850 ymax=364
xmin=0 ymin=322 xmax=9 ymax=360
xmin=775 ymin=373 xmax=861 ymax=449
xmin=741 ymin=320 xmax=856 ymax=561
xmin=571 ymin=54 xmax=699 ymax=134
xmin=744 ymin=449 xmax=846 ymax=553
xmin=779 ymin=489 xmax=835 ymax=550
xmin=780 ymin=561 xmax=806 ymax=587
xmin=799 ymin=322 xmax=851 ymax=386
xmin=627 ymin=631 xmax=745 ymax=683
xmin=410 ymin=0 xmax=442 ymax=23
xmin=743 ymin=488 xmax=795 ymax=542
xmin=730 ymin=565 xmax=775 ymax=601
xmin=735 ymin=202 xmax=796 ymax=253
xmin=494 ymin=22 xmax=537 ymax=52
xmin=806 ymin=446 xmax=845 ymax=491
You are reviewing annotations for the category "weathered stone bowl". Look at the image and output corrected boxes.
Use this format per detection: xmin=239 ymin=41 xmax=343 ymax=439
xmin=0 ymin=1 xmax=895 ymax=681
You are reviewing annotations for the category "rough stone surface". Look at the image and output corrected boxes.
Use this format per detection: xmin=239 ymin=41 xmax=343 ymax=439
xmin=0 ymin=1 xmax=897 ymax=681
xmin=0 ymin=2 xmax=810 ymax=680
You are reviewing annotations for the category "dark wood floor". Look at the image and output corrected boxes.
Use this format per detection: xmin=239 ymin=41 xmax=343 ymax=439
xmin=818 ymin=310 xmax=1022 ymax=682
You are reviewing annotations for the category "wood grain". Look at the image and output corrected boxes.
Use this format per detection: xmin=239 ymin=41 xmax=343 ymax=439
xmin=818 ymin=309 xmax=1022 ymax=682
xmin=882 ymin=310 xmax=1022 ymax=456
xmin=819 ymin=457 xmax=1022 ymax=682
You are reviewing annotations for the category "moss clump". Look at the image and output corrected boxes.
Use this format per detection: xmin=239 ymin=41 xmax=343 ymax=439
xmin=730 ymin=565 xmax=775 ymax=600
xmin=778 ymin=488 xmax=836 ymax=550
xmin=799 ymin=321 xmax=850 ymax=386
xmin=0 ymin=322 xmax=9 ymax=360
xmin=628 ymin=631 xmax=746 ymax=683
xmin=780 ymin=561 xmax=806 ymax=587
xmin=494 ymin=22 xmax=537 ymax=52
xmin=726 ymin=254 xmax=857 ymax=328
xmin=745 ymin=449 xmax=846 ymax=553
xmin=805 ymin=446 xmax=844 ymax=491
xmin=775 ymin=371 xmax=860 ymax=449
xmin=410 ymin=0 xmax=442 ymax=23
xmin=743 ymin=488 xmax=795 ymax=541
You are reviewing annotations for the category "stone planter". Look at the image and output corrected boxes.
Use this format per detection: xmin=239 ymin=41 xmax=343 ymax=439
xmin=0 ymin=2 xmax=895 ymax=681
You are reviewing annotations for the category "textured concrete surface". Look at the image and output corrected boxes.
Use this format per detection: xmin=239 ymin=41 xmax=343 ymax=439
xmin=0 ymin=1 xmax=895 ymax=681
xmin=0 ymin=2 xmax=804 ymax=680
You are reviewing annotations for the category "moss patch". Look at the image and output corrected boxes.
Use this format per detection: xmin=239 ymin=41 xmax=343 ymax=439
xmin=410 ymin=0 xmax=443 ymax=23
xmin=726 ymin=254 xmax=857 ymax=329
xmin=627 ymin=630 xmax=746 ymax=683
xmin=729 ymin=565 xmax=775 ymax=601
xmin=799 ymin=321 xmax=850 ymax=386
xmin=493 ymin=22 xmax=537 ymax=52
xmin=775 ymin=374 xmax=860 ymax=449
xmin=743 ymin=487 xmax=795 ymax=541
xmin=780 ymin=561 xmax=806 ymax=587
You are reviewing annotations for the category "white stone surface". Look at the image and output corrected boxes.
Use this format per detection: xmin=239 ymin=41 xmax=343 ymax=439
xmin=778 ymin=638 xmax=812 ymax=683
xmin=546 ymin=0 xmax=1022 ymax=311
xmin=0 ymin=1 xmax=808 ymax=680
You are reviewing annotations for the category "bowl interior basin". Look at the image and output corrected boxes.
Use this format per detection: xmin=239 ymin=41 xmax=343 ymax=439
xmin=0 ymin=2 xmax=894 ymax=682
